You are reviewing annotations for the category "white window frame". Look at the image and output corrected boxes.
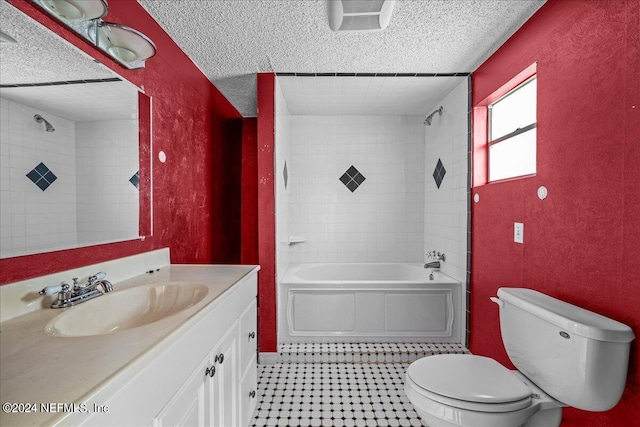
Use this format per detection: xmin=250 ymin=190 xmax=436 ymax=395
xmin=488 ymin=76 xmax=537 ymax=182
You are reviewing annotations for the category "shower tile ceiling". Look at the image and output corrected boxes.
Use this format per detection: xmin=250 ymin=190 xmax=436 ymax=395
xmin=139 ymin=0 xmax=546 ymax=117
xmin=278 ymin=75 xmax=466 ymax=116
xmin=0 ymin=81 xmax=138 ymax=122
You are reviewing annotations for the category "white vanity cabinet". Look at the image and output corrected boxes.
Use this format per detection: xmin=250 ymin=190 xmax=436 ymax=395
xmin=71 ymin=269 xmax=258 ymax=427
xmin=153 ymin=287 xmax=257 ymax=427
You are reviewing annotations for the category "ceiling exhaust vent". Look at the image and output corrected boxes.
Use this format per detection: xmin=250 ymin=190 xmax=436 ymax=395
xmin=328 ymin=0 xmax=396 ymax=32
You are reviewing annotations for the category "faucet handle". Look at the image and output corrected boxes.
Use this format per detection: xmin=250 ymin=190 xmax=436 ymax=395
xmin=39 ymin=284 xmax=65 ymax=296
xmin=88 ymin=272 xmax=107 ymax=283
xmin=39 ymin=283 xmax=71 ymax=296
xmin=426 ymin=250 xmax=438 ymax=260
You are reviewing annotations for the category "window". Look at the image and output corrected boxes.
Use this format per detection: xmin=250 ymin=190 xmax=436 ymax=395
xmin=488 ymin=76 xmax=537 ymax=181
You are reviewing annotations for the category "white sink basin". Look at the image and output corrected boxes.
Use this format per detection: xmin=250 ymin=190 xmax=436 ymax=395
xmin=45 ymin=283 xmax=209 ymax=337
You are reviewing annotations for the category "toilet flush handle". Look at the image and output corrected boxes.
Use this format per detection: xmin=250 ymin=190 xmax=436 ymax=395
xmin=490 ymin=297 xmax=504 ymax=308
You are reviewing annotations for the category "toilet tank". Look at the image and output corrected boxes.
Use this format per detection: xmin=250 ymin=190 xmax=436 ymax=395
xmin=495 ymin=288 xmax=635 ymax=412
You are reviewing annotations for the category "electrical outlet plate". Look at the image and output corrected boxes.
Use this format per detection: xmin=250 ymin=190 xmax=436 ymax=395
xmin=514 ymin=223 xmax=524 ymax=243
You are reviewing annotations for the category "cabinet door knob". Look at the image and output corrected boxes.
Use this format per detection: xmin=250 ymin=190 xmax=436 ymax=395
xmin=249 ymin=390 xmax=256 ymax=398
xmin=205 ymin=366 xmax=216 ymax=378
xmin=215 ymin=353 xmax=224 ymax=364
xmin=248 ymin=331 xmax=256 ymax=340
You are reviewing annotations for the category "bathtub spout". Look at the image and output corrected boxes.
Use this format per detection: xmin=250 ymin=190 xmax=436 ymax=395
xmin=424 ymin=261 xmax=440 ymax=269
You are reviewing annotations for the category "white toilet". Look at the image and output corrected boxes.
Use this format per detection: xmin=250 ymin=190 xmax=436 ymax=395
xmin=405 ymin=287 xmax=635 ymax=427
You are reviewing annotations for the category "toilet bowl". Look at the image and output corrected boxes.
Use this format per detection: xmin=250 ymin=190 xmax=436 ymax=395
xmin=404 ymin=288 xmax=635 ymax=427
xmin=405 ymin=354 xmax=562 ymax=427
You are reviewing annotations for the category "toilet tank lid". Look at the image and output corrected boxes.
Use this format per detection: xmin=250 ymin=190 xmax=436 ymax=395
xmin=497 ymin=288 xmax=635 ymax=343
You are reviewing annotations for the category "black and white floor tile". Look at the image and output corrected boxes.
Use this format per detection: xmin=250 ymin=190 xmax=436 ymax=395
xmin=250 ymin=343 xmax=469 ymax=427
xmin=251 ymin=362 xmax=426 ymax=427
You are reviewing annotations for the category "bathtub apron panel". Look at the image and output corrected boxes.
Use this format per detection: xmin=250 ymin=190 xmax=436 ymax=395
xmin=279 ymin=264 xmax=462 ymax=344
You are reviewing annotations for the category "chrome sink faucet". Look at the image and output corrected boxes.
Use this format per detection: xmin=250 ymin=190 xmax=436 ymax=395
xmin=39 ymin=272 xmax=113 ymax=308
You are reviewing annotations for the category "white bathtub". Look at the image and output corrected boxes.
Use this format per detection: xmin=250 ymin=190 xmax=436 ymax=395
xmin=279 ymin=263 xmax=463 ymax=344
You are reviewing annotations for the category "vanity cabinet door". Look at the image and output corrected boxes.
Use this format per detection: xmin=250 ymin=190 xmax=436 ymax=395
xmin=238 ymin=298 xmax=258 ymax=426
xmin=239 ymin=298 xmax=258 ymax=375
xmin=152 ymin=355 xmax=209 ymax=427
xmin=210 ymin=324 xmax=239 ymax=427
xmin=153 ymin=325 xmax=239 ymax=427
xmin=239 ymin=355 xmax=258 ymax=427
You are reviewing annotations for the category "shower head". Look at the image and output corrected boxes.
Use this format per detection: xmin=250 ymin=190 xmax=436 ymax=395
xmin=424 ymin=106 xmax=444 ymax=126
xmin=34 ymin=114 xmax=55 ymax=132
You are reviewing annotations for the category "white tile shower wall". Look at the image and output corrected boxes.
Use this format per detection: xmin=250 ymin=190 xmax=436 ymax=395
xmin=423 ymin=79 xmax=469 ymax=282
xmin=0 ymin=97 xmax=78 ymax=258
xmin=287 ymin=115 xmax=425 ymax=263
xmin=275 ymin=80 xmax=292 ymax=281
xmin=75 ymin=119 xmax=139 ymax=244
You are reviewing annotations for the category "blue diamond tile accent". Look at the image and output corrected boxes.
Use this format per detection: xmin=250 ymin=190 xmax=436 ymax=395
xmin=35 ymin=162 xmax=49 ymax=175
xmin=353 ymin=172 xmax=365 ymax=185
xmin=346 ymin=180 xmax=358 ymax=192
xmin=26 ymin=162 xmax=57 ymax=191
xmin=26 ymin=169 xmax=41 ymax=183
xmin=433 ymin=158 xmax=446 ymax=189
xmin=339 ymin=165 xmax=366 ymax=193
xmin=43 ymin=171 xmax=57 ymax=183
xmin=339 ymin=172 xmax=351 ymax=186
xmin=129 ymin=171 xmax=140 ymax=190
xmin=35 ymin=178 xmax=50 ymax=191
xmin=283 ymin=161 xmax=288 ymax=189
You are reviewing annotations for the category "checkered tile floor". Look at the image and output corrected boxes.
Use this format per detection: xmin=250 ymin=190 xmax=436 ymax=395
xmin=250 ymin=343 xmax=468 ymax=427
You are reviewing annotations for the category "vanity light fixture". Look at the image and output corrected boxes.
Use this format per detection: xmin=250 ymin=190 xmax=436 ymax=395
xmin=29 ymin=0 xmax=156 ymax=69
xmin=34 ymin=0 xmax=108 ymax=21
xmin=88 ymin=21 xmax=156 ymax=67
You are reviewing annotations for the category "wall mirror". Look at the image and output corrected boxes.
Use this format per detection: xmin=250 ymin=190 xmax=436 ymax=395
xmin=0 ymin=1 xmax=151 ymax=259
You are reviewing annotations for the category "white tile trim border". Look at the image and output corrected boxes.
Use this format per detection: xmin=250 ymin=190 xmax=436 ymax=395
xmin=259 ymin=352 xmax=280 ymax=365
xmin=276 ymin=342 xmax=468 ymax=364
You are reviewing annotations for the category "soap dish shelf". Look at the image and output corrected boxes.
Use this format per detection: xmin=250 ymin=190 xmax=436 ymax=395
xmin=287 ymin=236 xmax=307 ymax=245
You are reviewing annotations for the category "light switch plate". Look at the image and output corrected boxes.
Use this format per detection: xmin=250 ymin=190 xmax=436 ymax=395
xmin=514 ymin=222 xmax=524 ymax=244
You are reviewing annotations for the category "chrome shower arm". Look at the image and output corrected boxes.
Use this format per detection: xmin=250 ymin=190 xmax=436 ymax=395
xmin=424 ymin=106 xmax=443 ymax=126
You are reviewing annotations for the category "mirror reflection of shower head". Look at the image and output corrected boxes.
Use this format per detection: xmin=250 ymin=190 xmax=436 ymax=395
xmin=34 ymin=114 xmax=55 ymax=132
xmin=424 ymin=106 xmax=443 ymax=126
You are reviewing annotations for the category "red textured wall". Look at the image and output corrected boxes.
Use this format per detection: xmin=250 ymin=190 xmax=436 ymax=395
xmin=256 ymin=74 xmax=277 ymax=353
xmin=241 ymin=118 xmax=259 ymax=265
xmin=470 ymin=1 xmax=639 ymax=425
xmin=0 ymin=0 xmax=243 ymax=284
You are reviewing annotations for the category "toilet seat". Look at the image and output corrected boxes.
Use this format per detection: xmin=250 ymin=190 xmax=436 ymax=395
xmin=406 ymin=354 xmax=533 ymax=413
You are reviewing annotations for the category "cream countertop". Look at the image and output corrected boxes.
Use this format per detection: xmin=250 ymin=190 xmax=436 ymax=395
xmin=0 ymin=264 xmax=259 ymax=427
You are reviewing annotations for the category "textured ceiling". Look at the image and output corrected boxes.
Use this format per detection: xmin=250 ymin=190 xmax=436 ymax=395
xmin=140 ymin=0 xmax=546 ymax=117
